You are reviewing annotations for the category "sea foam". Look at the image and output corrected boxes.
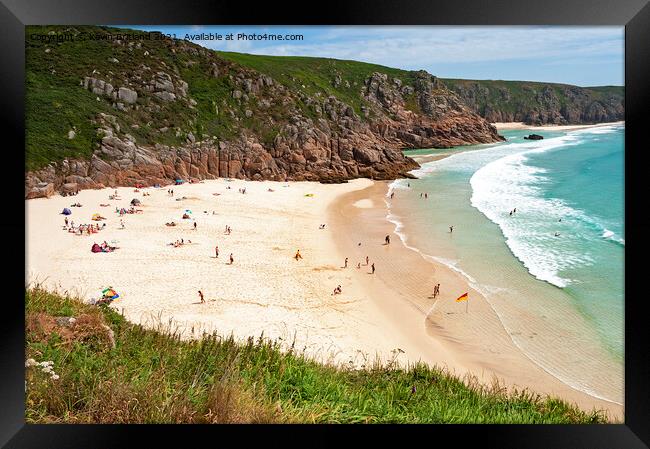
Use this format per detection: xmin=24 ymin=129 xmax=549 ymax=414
xmin=469 ymin=134 xmax=604 ymax=288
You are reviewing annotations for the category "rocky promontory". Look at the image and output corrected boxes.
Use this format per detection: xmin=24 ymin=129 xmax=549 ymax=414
xmin=26 ymin=26 xmax=507 ymax=198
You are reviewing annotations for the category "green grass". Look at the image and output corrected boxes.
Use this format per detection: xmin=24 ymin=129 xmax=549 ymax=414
xmin=25 ymin=287 xmax=612 ymax=424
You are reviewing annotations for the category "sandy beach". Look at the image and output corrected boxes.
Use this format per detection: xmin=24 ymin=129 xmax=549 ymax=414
xmin=492 ymin=121 xmax=624 ymax=131
xmin=25 ymin=176 xmax=623 ymax=420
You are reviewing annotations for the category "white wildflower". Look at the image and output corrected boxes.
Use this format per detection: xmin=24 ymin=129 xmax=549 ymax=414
xmin=25 ymin=358 xmax=36 ymax=368
xmin=50 ymin=374 xmax=60 ymax=381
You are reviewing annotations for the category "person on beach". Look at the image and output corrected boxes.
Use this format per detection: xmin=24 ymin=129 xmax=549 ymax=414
xmin=64 ymin=217 xmax=68 ymax=227
xmin=357 ymin=262 xmax=361 ymax=269
xmin=333 ymin=285 xmax=342 ymax=295
xmin=385 ymin=235 xmax=390 ymax=245
xmin=514 ymin=208 xmax=517 ymax=213
xmin=194 ymin=221 xmax=197 ymax=231
xmin=449 ymin=226 xmax=454 ymax=233
xmin=390 ymin=192 xmax=395 ymax=199
xmin=425 ymin=193 xmax=428 ymax=199
xmin=371 ymin=263 xmax=375 ymax=274
xmin=198 ymin=290 xmax=205 ymax=304
xmin=365 ymin=256 xmax=369 ymax=266
xmin=120 ymin=219 xmax=125 ymax=229
xmin=509 ymin=210 xmax=513 ymax=216
xmin=420 ymin=193 xmax=423 ymax=198
xmin=344 ymin=257 xmax=348 ymax=268
xmin=215 ymin=246 xmax=219 ymax=258
xmin=229 ymin=253 xmax=234 ymax=264
xmin=295 ymin=250 xmax=303 ymax=260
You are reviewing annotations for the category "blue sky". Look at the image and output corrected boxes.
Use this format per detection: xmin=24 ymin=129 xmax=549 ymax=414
xmin=127 ymin=26 xmax=624 ymax=87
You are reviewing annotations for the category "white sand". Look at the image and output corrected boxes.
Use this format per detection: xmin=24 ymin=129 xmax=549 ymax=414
xmin=26 ymin=179 xmax=454 ymax=368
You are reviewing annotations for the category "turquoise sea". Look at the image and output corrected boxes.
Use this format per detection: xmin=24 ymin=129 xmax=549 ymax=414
xmin=388 ymin=124 xmax=624 ymax=402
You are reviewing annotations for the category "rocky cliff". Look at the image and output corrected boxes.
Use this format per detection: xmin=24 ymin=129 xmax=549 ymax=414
xmin=26 ymin=26 xmax=507 ymax=198
xmin=442 ymin=79 xmax=624 ymax=125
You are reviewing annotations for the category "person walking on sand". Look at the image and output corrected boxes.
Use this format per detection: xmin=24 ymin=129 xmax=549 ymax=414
xmin=344 ymin=257 xmax=348 ymax=268
xmin=198 ymin=290 xmax=205 ymax=304
xmin=365 ymin=256 xmax=369 ymax=266
xmin=229 ymin=253 xmax=234 ymax=264
xmin=435 ymin=284 xmax=440 ymax=298
xmin=295 ymin=249 xmax=303 ymax=260
xmin=215 ymin=245 xmax=219 ymax=258
xmin=371 ymin=263 xmax=375 ymax=274
xmin=425 ymin=193 xmax=428 ymax=199
xmin=385 ymin=234 xmax=390 ymax=245
xmin=194 ymin=221 xmax=197 ymax=231
xmin=449 ymin=225 xmax=454 ymax=233
xmin=64 ymin=217 xmax=68 ymax=227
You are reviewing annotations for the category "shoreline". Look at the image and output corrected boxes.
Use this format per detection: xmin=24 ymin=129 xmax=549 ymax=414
xmin=25 ymin=176 xmax=623 ymax=421
xmin=492 ymin=121 xmax=624 ymax=131
xmin=329 ymin=181 xmax=623 ymax=420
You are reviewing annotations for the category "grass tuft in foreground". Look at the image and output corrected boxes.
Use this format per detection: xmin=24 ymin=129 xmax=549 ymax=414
xmin=25 ymin=287 xmax=610 ymax=424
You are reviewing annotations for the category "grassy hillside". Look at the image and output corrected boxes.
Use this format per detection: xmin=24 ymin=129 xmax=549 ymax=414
xmin=442 ymin=78 xmax=624 ymax=121
xmin=216 ymin=52 xmax=420 ymax=115
xmin=26 ymin=26 xmax=424 ymax=173
xmin=26 ymin=26 xmax=253 ymax=171
xmin=25 ymin=287 xmax=610 ymax=424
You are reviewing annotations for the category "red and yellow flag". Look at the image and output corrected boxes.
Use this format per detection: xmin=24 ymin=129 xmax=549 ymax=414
xmin=455 ymin=292 xmax=468 ymax=302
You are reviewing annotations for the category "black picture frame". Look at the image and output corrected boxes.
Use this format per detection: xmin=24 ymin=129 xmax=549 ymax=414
xmin=3 ymin=0 xmax=649 ymax=447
